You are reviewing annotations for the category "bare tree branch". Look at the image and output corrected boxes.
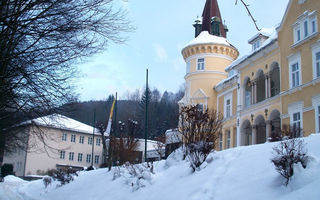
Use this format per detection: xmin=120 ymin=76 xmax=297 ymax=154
xmin=235 ymin=0 xmax=261 ymax=31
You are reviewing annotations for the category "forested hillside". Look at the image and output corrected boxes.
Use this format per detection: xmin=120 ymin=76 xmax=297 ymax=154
xmin=59 ymin=88 xmax=183 ymax=139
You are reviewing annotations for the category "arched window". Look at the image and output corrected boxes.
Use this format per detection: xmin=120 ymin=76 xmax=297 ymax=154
xmin=244 ymin=78 xmax=251 ymax=108
xmin=256 ymin=70 xmax=265 ymax=103
xmin=270 ymin=63 xmax=280 ymax=97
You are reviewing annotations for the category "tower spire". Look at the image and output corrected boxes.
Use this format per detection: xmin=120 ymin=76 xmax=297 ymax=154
xmin=201 ymin=0 xmax=226 ymax=37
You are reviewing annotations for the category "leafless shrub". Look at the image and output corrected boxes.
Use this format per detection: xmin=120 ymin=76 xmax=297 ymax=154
xmin=179 ymin=105 xmax=223 ymax=171
xmin=269 ymin=124 xmax=303 ymax=142
xmin=271 ymin=138 xmax=308 ymax=186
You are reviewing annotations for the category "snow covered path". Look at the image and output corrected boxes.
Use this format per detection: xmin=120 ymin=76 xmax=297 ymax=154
xmin=1 ymin=134 xmax=320 ymax=200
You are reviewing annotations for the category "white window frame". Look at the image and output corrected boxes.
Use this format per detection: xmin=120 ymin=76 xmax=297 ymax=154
xmin=71 ymin=134 xmax=76 ymax=143
xmin=312 ymin=42 xmax=320 ymax=79
xmin=288 ymin=101 xmax=304 ymax=136
xmin=293 ymin=25 xmax=301 ymax=43
xmin=252 ymin=39 xmax=261 ymax=51
xmin=60 ymin=151 xmax=65 ymax=159
xmin=226 ymin=130 xmax=231 ymax=149
xmin=293 ymin=11 xmax=318 ymax=46
xmin=96 ymin=138 xmax=101 ymax=146
xmin=186 ymin=61 xmax=191 ymax=74
xmin=69 ymin=152 xmax=74 ymax=161
xmin=88 ymin=137 xmax=93 ymax=145
xmin=288 ymin=53 xmax=302 ymax=89
xmin=224 ymin=93 xmax=232 ymax=119
xmin=79 ymin=135 xmax=84 ymax=144
xmin=62 ymin=133 xmax=67 ymax=141
xmin=311 ymin=15 xmax=318 ymax=34
xmin=312 ymin=94 xmax=320 ymax=133
xmin=78 ymin=153 xmax=83 ymax=162
xmin=86 ymin=154 xmax=91 ymax=163
xmin=94 ymin=155 xmax=100 ymax=164
xmin=197 ymin=58 xmax=205 ymax=71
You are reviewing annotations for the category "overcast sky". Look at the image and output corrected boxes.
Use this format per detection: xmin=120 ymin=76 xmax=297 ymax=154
xmin=75 ymin=0 xmax=289 ymax=101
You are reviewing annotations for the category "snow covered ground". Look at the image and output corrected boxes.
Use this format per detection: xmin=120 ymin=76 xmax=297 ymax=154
xmin=1 ymin=134 xmax=320 ymax=200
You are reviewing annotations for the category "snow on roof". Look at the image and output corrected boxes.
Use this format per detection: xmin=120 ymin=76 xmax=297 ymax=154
xmin=165 ymin=129 xmax=182 ymax=144
xmin=215 ymin=73 xmax=238 ymax=90
xmin=183 ymin=31 xmax=231 ymax=50
xmin=23 ymin=114 xmax=98 ymax=135
xmin=136 ymin=139 xmax=164 ymax=152
xmin=225 ymin=26 xmax=278 ymax=72
xmin=248 ymin=28 xmax=275 ymax=43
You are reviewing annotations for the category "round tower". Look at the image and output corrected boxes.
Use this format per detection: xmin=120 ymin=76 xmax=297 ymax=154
xmin=179 ymin=0 xmax=239 ymax=111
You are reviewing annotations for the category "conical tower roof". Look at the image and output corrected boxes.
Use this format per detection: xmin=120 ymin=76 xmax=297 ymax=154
xmin=201 ymin=0 xmax=226 ymax=37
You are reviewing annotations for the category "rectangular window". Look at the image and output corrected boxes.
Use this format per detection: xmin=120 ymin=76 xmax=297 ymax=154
xmin=71 ymin=134 xmax=76 ymax=143
xmin=312 ymin=20 xmax=316 ymax=33
xmin=226 ymin=99 xmax=231 ymax=118
xmin=78 ymin=153 xmax=83 ymax=162
xmin=316 ymin=52 xmax=320 ymax=77
xmin=94 ymin=155 xmax=100 ymax=164
xmin=197 ymin=58 xmax=205 ymax=70
xmin=293 ymin=112 xmax=301 ymax=134
xmin=60 ymin=151 xmax=65 ymax=159
xmin=295 ymin=27 xmax=301 ymax=42
xmin=86 ymin=154 xmax=91 ymax=163
xmin=62 ymin=133 xmax=67 ymax=141
xmin=79 ymin=136 xmax=84 ymax=144
xmin=304 ymin=20 xmax=308 ymax=37
xmin=69 ymin=152 xmax=74 ymax=161
xmin=96 ymin=138 xmax=101 ymax=146
xmin=186 ymin=61 xmax=191 ymax=74
xmin=226 ymin=131 xmax=231 ymax=149
xmin=291 ymin=62 xmax=300 ymax=87
xmin=88 ymin=137 xmax=93 ymax=145
xmin=219 ymin=134 xmax=223 ymax=150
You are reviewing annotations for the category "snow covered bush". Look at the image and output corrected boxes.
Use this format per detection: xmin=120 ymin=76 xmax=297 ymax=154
xmin=179 ymin=105 xmax=223 ymax=171
xmin=45 ymin=168 xmax=78 ymax=187
xmin=269 ymin=124 xmax=303 ymax=142
xmin=271 ymin=138 xmax=308 ymax=186
xmin=112 ymin=162 xmax=154 ymax=191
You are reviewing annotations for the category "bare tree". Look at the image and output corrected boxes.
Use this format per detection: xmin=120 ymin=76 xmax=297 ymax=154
xmin=179 ymin=105 xmax=224 ymax=171
xmin=0 ymin=0 xmax=133 ymax=153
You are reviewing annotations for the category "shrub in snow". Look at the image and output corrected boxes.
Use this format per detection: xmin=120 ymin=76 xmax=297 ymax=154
xmin=46 ymin=168 xmax=78 ymax=187
xmin=271 ymin=138 xmax=308 ymax=186
xmin=112 ymin=162 xmax=154 ymax=191
xmin=179 ymin=105 xmax=223 ymax=172
xmin=43 ymin=176 xmax=52 ymax=188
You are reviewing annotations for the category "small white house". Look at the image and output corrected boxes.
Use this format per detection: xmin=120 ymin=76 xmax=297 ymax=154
xmin=3 ymin=114 xmax=103 ymax=177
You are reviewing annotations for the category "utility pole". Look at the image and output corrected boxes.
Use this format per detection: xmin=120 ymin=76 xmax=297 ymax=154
xmin=145 ymin=69 xmax=149 ymax=162
xmin=114 ymin=92 xmax=118 ymax=137
xmin=91 ymin=109 xmax=96 ymax=167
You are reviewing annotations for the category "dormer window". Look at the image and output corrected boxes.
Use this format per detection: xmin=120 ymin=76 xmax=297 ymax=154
xmin=252 ymin=39 xmax=261 ymax=51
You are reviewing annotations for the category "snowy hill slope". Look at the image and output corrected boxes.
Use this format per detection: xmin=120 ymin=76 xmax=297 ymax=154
xmin=2 ymin=134 xmax=320 ymax=200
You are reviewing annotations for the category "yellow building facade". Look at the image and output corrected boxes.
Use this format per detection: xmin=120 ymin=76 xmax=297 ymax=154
xmin=179 ymin=0 xmax=320 ymax=150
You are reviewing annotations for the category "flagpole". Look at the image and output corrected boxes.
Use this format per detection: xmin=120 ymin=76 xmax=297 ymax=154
xmin=145 ymin=69 xmax=148 ymax=162
xmin=91 ymin=109 xmax=96 ymax=167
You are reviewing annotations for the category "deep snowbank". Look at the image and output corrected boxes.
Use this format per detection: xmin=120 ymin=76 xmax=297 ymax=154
xmin=2 ymin=134 xmax=320 ymax=200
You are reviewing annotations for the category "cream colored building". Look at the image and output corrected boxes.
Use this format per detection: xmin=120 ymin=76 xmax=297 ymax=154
xmin=179 ymin=0 xmax=320 ymax=150
xmin=3 ymin=114 xmax=103 ymax=177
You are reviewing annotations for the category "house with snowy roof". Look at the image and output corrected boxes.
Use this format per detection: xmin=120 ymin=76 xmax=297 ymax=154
xmin=179 ymin=0 xmax=320 ymax=150
xmin=3 ymin=114 xmax=165 ymax=177
xmin=2 ymin=114 xmax=104 ymax=177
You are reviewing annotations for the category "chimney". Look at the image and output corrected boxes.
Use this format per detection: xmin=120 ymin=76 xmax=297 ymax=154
xmin=193 ymin=17 xmax=202 ymax=38
xmin=211 ymin=16 xmax=221 ymax=36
